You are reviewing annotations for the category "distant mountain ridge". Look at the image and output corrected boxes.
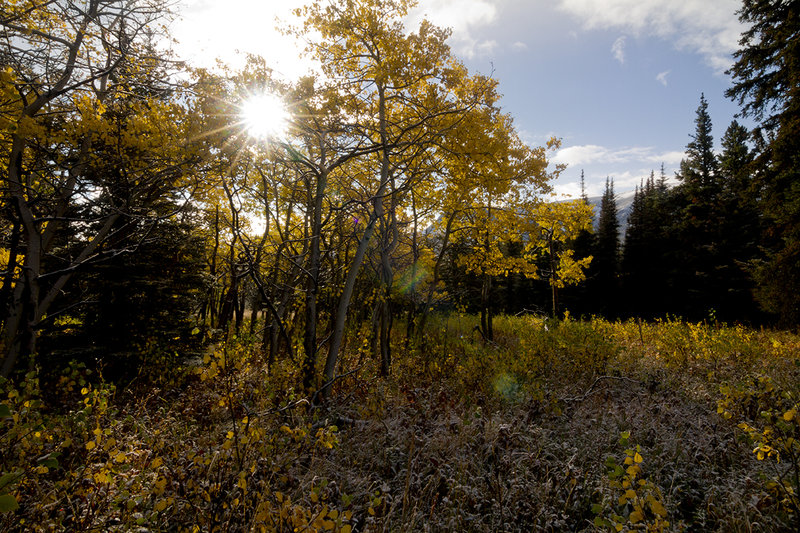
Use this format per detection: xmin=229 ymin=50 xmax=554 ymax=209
xmin=583 ymin=189 xmax=637 ymax=236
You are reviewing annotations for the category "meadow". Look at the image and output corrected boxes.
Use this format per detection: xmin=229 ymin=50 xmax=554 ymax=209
xmin=2 ymin=315 xmax=799 ymax=532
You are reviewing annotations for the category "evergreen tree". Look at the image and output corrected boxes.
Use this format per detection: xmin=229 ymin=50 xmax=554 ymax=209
xmin=679 ymin=94 xmax=719 ymax=196
xmin=589 ymin=178 xmax=619 ymax=316
xmin=622 ymin=182 xmax=646 ymax=314
xmin=621 ymin=171 xmax=677 ymax=318
xmin=674 ymin=95 xmax=723 ymax=318
xmin=74 ymin=216 xmax=208 ymax=379
xmin=713 ymin=120 xmax=762 ymax=321
xmin=562 ymin=170 xmax=595 ymax=316
xmin=727 ymin=0 xmax=800 ymax=326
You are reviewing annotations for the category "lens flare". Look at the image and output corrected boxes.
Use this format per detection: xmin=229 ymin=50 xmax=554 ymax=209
xmin=241 ymin=93 xmax=289 ymax=139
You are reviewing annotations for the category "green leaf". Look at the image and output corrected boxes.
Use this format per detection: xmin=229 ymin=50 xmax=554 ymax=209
xmin=0 ymin=472 xmax=22 ymax=491
xmin=38 ymin=456 xmax=59 ymax=469
xmin=593 ymin=516 xmax=611 ymax=528
xmin=0 ymin=493 xmax=19 ymax=512
xmin=0 ymin=404 xmax=11 ymax=418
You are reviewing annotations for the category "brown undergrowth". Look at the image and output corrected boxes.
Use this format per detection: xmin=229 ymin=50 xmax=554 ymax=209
xmin=1 ymin=315 xmax=799 ymax=531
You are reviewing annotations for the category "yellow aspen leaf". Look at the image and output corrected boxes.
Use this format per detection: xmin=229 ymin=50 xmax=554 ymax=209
xmin=85 ymin=441 xmax=96 ymax=451
xmin=634 ymin=452 xmax=643 ymax=464
xmin=650 ymin=499 xmax=667 ymax=517
xmin=629 ymin=510 xmax=644 ymax=523
xmin=154 ymin=477 xmax=167 ymax=495
xmin=784 ymin=409 xmax=796 ymax=421
xmin=154 ymin=499 xmax=168 ymax=512
xmin=152 ymin=457 xmax=163 ymax=468
xmin=341 ymin=526 xmax=352 ymax=533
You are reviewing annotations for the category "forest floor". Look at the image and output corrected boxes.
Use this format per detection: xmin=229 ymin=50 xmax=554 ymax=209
xmin=2 ymin=315 xmax=799 ymax=531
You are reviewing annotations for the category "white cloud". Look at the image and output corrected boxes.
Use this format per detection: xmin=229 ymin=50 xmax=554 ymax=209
xmin=656 ymin=70 xmax=670 ymax=86
xmin=552 ymin=144 xmax=683 ymax=167
xmin=648 ymin=150 xmax=684 ymax=166
xmin=476 ymin=39 xmax=499 ymax=56
xmin=611 ymin=36 xmax=626 ymax=64
xmin=554 ymin=168 xmax=679 ymax=198
xmin=557 ymin=0 xmax=744 ymax=72
xmin=408 ymin=0 xmax=498 ymax=58
xmin=519 ymin=129 xmax=562 ymax=147
xmin=512 ymin=41 xmax=529 ymax=51
xmin=551 ymin=144 xmax=685 ymax=197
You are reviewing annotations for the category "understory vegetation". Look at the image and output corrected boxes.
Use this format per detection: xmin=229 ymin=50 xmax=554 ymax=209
xmin=2 ymin=315 xmax=798 ymax=532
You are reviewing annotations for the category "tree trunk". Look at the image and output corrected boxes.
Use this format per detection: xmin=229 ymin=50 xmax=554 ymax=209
xmin=302 ymin=157 xmax=327 ymax=391
xmin=321 ymin=83 xmax=392 ymax=399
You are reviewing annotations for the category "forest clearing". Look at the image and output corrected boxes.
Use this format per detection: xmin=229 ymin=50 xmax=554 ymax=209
xmin=2 ymin=316 xmax=800 ymax=531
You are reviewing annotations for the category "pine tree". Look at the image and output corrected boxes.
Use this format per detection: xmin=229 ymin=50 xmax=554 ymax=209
xmin=726 ymin=0 xmax=800 ymax=326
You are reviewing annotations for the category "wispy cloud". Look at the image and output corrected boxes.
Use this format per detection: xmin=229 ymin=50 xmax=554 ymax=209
xmin=611 ymin=36 xmax=626 ymax=64
xmin=556 ymin=0 xmax=743 ymax=72
xmin=512 ymin=41 xmax=528 ymax=51
xmin=551 ymin=144 xmax=684 ymax=196
xmin=554 ymin=168 xmax=681 ymax=198
xmin=409 ymin=0 xmax=498 ymax=58
xmin=552 ymin=144 xmax=683 ymax=167
xmin=656 ymin=70 xmax=670 ymax=86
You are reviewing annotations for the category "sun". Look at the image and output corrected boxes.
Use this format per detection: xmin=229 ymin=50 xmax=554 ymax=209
xmin=240 ymin=93 xmax=290 ymax=140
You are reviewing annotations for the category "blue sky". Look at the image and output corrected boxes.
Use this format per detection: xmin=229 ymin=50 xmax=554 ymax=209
xmin=174 ymin=0 xmax=748 ymax=197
